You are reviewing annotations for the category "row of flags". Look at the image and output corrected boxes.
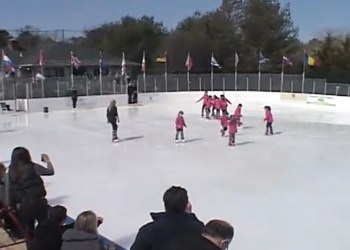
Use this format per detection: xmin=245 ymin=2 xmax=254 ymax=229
xmin=1 ymin=49 xmax=319 ymax=75
xmin=157 ymin=50 xmax=317 ymax=72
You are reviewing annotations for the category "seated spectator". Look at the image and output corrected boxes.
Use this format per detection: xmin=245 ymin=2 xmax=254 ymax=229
xmin=28 ymin=205 xmax=73 ymax=250
xmin=0 ymin=162 xmax=6 ymax=203
xmin=61 ymin=210 xmax=105 ymax=250
xmin=166 ymin=219 xmax=234 ymax=250
xmin=6 ymin=147 xmax=55 ymax=236
xmin=130 ymin=186 xmax=204 ymax=250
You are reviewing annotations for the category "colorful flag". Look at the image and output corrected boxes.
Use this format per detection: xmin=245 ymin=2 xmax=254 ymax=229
xmin=211 ymin=54 xmax=221 ymax=68
xmin=156 ymin=52 xmax=167 ymax=63
xmin=141 ymin=51 xmax=146 ymax=73
xmin=259 ymin=51 xmax=269 ymax=64
xmin=304 ymin=53 xmax=318 ymax=67
xmin=234 ymin=52 xmax=239 ymax=68
xmin=71 ymin=51 xmax=81 ymax=68
xmin=2 ymin=50 xmax=15 ymax=72
xmin=185 ymin=52 xmax=193 ymax=71
xmin=121 ymin=52 xmax=126 ymax=76
xmin=283 ymin=55 xmax=293 ymax=66
xmin=39 ymin=50 xmax=44 ymax=66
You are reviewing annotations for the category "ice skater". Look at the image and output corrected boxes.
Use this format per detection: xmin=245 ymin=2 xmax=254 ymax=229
xmin=264 ymin=106 xmax=274 ymax=135
xmin=213 ymin=95 xmax=221 ymax=118
xmin=196 ymin=90 xmax=209 ymax=117
xmin=234 ymin=104 xmax=243 ymax=127
xmin=204 ymin=96 xmax=213 ymax=119
xmin=220 ymin=94 xmax=232 ymax=114
xmin=71 ymin=87 xmax=78 ymax=110
xmin=228 ymin=115 xmax=238 ymax=146
xmin=220 ymin=111 xmax=229 ymax=137
xmin=175 ymin=111 xmax=187 ymax=143
xmin=106 ymin=100 xmax=120 ymax=142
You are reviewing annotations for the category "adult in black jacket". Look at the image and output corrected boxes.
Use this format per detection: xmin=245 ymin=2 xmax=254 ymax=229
xmin=165 ymin=219 xmax=234 ymax=250
xmin=28 ymin=205 xmax=73 ymax=250
xmin=106 ymin=100 xmax=120 ymax=142
xmin=71 ymin=87 xmax=78 ymax=110
xmin=8 ymin=147 xmax=52 ymax=236
xmin=130 ymin=186 xmax=204 ymax=250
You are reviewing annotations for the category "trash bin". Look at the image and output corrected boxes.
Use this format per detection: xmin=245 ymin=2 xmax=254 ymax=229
xmin=43 ymin=107 xmax=49 ymax=113
xmin=16 ymin=99 xmax=28 ymax=112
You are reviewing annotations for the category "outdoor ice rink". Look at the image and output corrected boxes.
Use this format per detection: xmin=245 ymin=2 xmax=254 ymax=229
xmin=0 ymin=92 xmax=349 ymax=250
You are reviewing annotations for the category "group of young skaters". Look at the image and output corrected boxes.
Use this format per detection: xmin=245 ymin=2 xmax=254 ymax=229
xmin=175 ymin=90 xmax=274 ymax=146
xmin=104 ymin=92 xmax=273 ymax=145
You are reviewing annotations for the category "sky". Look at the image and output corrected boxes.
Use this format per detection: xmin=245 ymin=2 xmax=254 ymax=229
xmin=1 ymin=0 xmax=350 ymax=41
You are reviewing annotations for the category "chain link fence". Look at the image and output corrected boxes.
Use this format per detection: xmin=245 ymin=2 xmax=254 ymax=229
xmin=1 ymin=73 xmax=349 ymax=100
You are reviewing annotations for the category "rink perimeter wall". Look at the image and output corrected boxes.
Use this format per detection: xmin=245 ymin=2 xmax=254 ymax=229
xmin=2 ymin=91 xmax=350 ymax=114
xmin=2 ymin=91 xmax=350 ymax=250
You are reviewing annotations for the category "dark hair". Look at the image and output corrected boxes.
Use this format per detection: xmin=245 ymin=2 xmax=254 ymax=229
xmin=264 ymin=106 xmax=271 ymax=111
xmin=163 ymin=186 xmax=189 ymax=213
xmin=9 ymin=147 xmax=32 ymax=182
xmin=203 ymin=220 xmax=234 ymax=240
xmin=48 ymin=205 xmax=67 ymax=224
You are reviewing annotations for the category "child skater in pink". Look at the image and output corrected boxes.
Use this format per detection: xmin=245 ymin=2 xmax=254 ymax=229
xmin=220 ymin=94 xmax=232 ymax=114
xmin=196 ymin=90 xmax=209 ymax=117
xmin=234 ymin=103 xmax=243 ymax=127
xmin=214 ymin=95 xmax=221 ymax=119
xmin=205 ymin=96 xmax=213 ymax=119
xmin=264 ymin=106 xmax=274 ymax=135
xmin=175 ymin=111 xmax=187 ymax=143
xmin=228 ymin=115 xmax=238 ymax=146
xmin=220 ymin=111 xmax=229 ymax=137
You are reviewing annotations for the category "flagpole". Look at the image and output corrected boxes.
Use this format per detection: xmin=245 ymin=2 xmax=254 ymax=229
xmin=164 ymin=51 xmax=167 ymax=92
xmin=70 ymin=52 xmax=74 ymax=87
xmin=1 ymin=50 xmax=4 ymax=100
xmin=211 ymin=53 xmax=214 ymax=91
xmin=234 ymin=52 xmax=238 ymax=92
xmin=187 ymin=52 xmax=190 ymax=92
xmin=258 ymin=62 xmax=261 ymax=92
xmin=302 ymin=50 xmax=306 ymax=94
xmin=99 ymin=50 xmax=103 ymax=95
xmin=281 ymin=57 xmax=285 ymax=92
xmin=40 ymin=65 xmax=44 ymax=98
xmin=142 ymin=51 xmax=146 ymax=93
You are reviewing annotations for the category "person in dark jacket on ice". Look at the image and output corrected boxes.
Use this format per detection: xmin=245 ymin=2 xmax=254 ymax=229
xmin=106 ymin=100 xmax=120 ymax=142
xmin=130 ymin=186 xmax=204 ymax=250
xmin=71 ymin=87 xmax=78 ymax=110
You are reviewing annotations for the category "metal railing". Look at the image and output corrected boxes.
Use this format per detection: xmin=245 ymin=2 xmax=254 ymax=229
xmin=1 ymin=73 xmax=349 ymax=100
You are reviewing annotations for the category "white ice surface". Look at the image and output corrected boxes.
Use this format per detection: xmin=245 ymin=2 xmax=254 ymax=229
xmin=0 ymin=98 xmax=350 ymax=250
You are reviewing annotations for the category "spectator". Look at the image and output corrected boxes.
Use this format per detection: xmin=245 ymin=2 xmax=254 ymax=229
xmin=61 ymin=210 xmax=105 ymax=250
xmin=6 ymin=147 xmax=54 ymax=235
xmin=130 ymin=186 xmax=204 ymax=250
xmin=28 ymin=205 xmax=72 ymax=250
xmin=0 ymin=162 xmax=6 ymax=203
xmin=166 ymin=219 xmax=234 ymax=250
